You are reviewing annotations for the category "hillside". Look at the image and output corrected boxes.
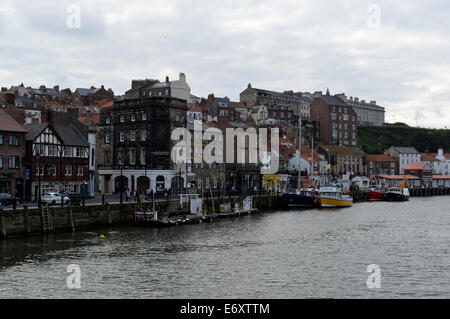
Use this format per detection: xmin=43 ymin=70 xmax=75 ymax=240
xmin=358 ymin=123 xmax=450 ymax=154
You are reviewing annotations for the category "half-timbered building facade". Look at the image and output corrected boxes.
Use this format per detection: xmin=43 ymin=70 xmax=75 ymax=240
xmin=24 ymin=123 xmax=90 ymax=200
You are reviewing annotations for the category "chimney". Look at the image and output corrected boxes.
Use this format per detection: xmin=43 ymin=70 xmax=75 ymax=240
xmin=370 ymin=101 xmax=376 ymax=105
xmin=355 ymin=97 xmax=359 ymax=102
xmin=53 ymin=85 xmax=59 ymax=91
xmin=247 ymin=83 xmax=252 ymax=89
xmin=361 ymin=100 xmax=366 ymax=103
xmin=39 ymin=85 xmax=46 ymax=90
xmin=101 ymin=85 xmax=105 ymax=89
xmin=165 ymin=76 xmax=169 ymax=83
xmin=179 ymin=73 xmax=186 ymax=82
xmin=335 ymin=93 xmax=346 ymax=100
xmin=90 ymin=86 xmax=96 ymax=89
xmin=314 ymin=91 xmax=322 ymax=98
xmin=208 ymin=94 xmax=214 ymax=102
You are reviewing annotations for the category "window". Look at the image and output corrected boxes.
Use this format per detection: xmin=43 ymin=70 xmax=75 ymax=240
xmin=175 ymin=114 xmax=180 ymax=121
xmin=91 ymin=149 xmax=95 ymax=166
xmin=105 ymin=151 xmax=110 ymax=165
xmin=331 ymin=113 xmax=337 ymax=120
xmin=131 ymin=114 xmax=136 ymax=122
xmin=0 ymin=135 xmax=3 ymax=144
xmin=141 ymin=130 xmax=146 ymax=141
xmin=105 ymin=132 xmax=110 ymax=143
xmin=118 ymin=151 xmax=124 ymax=165
xmin=165 ymin=89 xmax=169 ymax=95
xmin=130 ymin=131 xmax=136 ymax=141
xmin=140 ymin=148 xmax=146 ymax=165
xmin=76 ymin=147 xmax=81 ymax=158
xmin=106 ymin=117 xmax=111 ymax=124
xmin=120 ymin=115 xmax=125 ymax=123
xmin=77 ymin=166 xmax=84 ymax=176
xmin=0 ymin=156 xmax=3 ymax=169
xmin=142 ymin=113 xmax=147 ymax=121
xmin=9 ymin=136 xmax=19 ymax=146
xmin=65 ymin=165 xmax=73 ymax=176
xmin=120 ymin=132 xmax=125 ymax=142
xmin=36 ymin=164 xmax=44 ymax=176
xmin=47 ymin=164 xmax=56 ymax=176
xmin=129 ymin=149 xmax=136 ymax=165
xmin=48 ymin=145 xmax=57 ymax=157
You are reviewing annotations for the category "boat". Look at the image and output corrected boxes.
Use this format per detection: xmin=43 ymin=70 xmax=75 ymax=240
xmin=317 ymin=187 xmax=353 ymax=208
xmin=385 ymin=187 xmax=410 ymax=201
xmin=366 ymin=188 xmax=386 ymax=201
xmin=282 ymin=188 xmax=319 ymax=208
xmin=385 ymin=176 xmax=410 ymax=202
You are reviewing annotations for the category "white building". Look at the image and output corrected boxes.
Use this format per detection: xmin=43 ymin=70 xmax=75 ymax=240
xmin=385 ymin=146 xmax=421 ymax=175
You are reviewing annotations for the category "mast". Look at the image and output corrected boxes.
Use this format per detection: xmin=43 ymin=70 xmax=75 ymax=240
xmin=297 ymin=112 xmax=301 ymax=189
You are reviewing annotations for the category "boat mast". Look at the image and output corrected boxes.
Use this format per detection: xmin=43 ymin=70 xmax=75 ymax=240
xmin=297 ymin=112 xmax=301 ymax=189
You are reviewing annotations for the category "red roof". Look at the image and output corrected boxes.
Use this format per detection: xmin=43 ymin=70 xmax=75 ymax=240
xmin=420 ymin=153 xmax=439 ymax=162
xmin=231 ymin=102 xmax=248 ymax=109
xmin=189 ymin=107 xmax=208 ymax=113
xmin=378 ymin=175 xmax=421 ymax=180
xmin=433 ymin=175 xmax=450 ymax=180
xmin=368 ymin=154 xmax=395 ymax=162
xmin=0 ymin=109 xmax=26 ymax=132
xmin=404 ymin=162 xmax=430 ymax=170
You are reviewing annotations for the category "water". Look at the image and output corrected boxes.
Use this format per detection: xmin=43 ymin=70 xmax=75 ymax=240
xmin=1 ymin=197 xmax=449 ymax=299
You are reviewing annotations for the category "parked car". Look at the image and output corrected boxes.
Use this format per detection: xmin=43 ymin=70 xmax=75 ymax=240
xmin=40 ymin=192 xmax=70 ymax=206
xmin=0 ymin=193 xmax=21 ymax=206
xmin=61 ymin=191 xmax=83 ymax=206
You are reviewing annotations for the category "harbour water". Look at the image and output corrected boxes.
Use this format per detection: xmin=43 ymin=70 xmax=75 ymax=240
xmin=1 ymin=196 xmax=449 ymax=299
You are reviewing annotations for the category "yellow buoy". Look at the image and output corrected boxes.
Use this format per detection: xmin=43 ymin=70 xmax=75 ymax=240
xmin=100 ymin=235 xmax=105 ymax=239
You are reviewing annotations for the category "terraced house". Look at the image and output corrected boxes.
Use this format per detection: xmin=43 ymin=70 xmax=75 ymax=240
xmin=0 ymin=109 xmax=27 ymax=197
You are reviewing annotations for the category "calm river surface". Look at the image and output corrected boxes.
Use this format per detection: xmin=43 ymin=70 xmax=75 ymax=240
xmin=1 ymin=197 xmax=450 ymax=299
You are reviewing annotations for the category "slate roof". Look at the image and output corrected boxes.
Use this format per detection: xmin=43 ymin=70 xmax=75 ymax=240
xmin=320 ymin=94 xmax=349 ymax=107
xmin=25 ymin=122 xmax=88 ymax=146
xmin=393 ymin=146 xmax=419 ymax=154
xmin=0 ymin=109 xmax=27 ymax=133
xmin=76 ymin=88 xmax=95 ymax=96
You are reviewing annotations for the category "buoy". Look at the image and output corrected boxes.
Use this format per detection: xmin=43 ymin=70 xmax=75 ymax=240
xmin=100 ymin=235 xmax=105 ymax=239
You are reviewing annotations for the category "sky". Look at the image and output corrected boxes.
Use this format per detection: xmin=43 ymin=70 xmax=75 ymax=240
xmin=0 ymin=0 xmax=449 ymax=128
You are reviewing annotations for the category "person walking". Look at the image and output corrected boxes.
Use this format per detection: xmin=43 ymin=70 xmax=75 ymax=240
xmin=125 ymin=188 xmax=130 ymax=202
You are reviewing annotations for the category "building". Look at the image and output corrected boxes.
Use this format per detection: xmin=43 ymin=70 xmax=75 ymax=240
xmin=239 ymin=83 xmax=310 ymax=119
xmin=384 ymin=146 xmax=420 ymax=175
xmin=318 ymin=145 xmax=367 ymax=176
xmin=367 ymin=154 xmax=396 ymax=176
xmin=96 ymin=96 xmax=187 ymax=195
xmin=310 ymin=90 xmax=358 ymax=146
xmin=0 ymin=109 xmax=27 ymax=197
xmin=203 ymin=94 xmax=235 ymax=131
xmin=404 ymin=162 xmax=433 ymax=188
xmin=24 ymin=110 xmax=90 ymax=200
xmin=124 ymin=73 xmax=192 ymax=103
xmin=335 ymin=94 xmax=385 ymax=126
xmin=73 ymin=86 xmax=114 ymax=106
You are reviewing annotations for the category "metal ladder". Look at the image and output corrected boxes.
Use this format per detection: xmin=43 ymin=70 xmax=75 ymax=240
xmin=41 ymin=206 xmax=53 ymax=234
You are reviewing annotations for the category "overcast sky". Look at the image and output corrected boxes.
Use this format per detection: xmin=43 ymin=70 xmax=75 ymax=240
xmin=0 ymin=0 xmax=449 ymax=128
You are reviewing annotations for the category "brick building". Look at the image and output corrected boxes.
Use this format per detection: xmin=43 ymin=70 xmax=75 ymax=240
xmin=0 ymin=109 xmax=27 ymax=196
xmin=318 ymin=145 xmax=367 ymax=176
xmin=367 ymin=154 xmax=396 ymax=176
xmin=96 ymin=96 xmax=187 ymax=195
xmin=310 ymin=90 xmax=358 ymax=146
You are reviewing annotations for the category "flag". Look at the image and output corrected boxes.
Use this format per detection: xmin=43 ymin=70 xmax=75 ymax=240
xmin=325 ymin=164 xmax=331 ymax=170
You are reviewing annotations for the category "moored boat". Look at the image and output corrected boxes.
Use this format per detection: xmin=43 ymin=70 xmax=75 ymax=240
xmin=385 ymin=187 xmax=410 ymax=201
xmin=282 ymin=188 xmax=319 ymax=208
xmin=366 ymin=188 xmax=386 ymax=201
xmin=317 ymin=187 xmax=353 ymax=208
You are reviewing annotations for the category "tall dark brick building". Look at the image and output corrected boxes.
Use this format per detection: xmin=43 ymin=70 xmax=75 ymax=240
xmin=96 ymin=96 xmax=187 ymax=195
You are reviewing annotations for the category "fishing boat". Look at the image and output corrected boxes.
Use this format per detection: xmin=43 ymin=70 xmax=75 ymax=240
xmin=366 ymin=188 xmax=386 ymax=201
xmin=385 ymin=176 xmax=410 ymax=202
xmin=386 ymin=187 xmax=410 ymax=201
xmin=317 ymin=187 xmax=353 ymax=208
xmin=282 ymin=188 xmax=319 ymax=208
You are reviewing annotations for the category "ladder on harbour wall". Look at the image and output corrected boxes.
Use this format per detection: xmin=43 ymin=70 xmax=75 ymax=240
xmin=41 ymin=206 xmax=53 ymax=234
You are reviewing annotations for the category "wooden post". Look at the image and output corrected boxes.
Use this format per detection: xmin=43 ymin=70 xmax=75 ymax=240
xmin=68 ymin=206 xmax=75 ymax=232
xmin=0 ymin=208 xmax=6 ymax=239
xmin=106 ymin=203 xmax=112 ymax=225
xmin=23 ymin=205 xmax=30 ymax=235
